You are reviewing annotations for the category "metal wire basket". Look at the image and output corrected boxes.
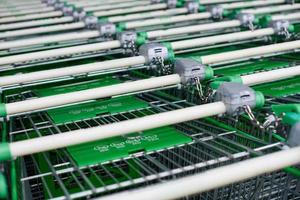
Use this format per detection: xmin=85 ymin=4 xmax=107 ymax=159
xmin=2 ymin=87 xmax=299 ymax=200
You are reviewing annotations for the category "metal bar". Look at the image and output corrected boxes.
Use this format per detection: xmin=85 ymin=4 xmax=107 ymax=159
xmin=0 ymin=56 xmax=146 ymax=87
xmin=221 ymin=0 xmax=285 ymax=9
xmin=0 ymin=21 xmax=85 ymax=39
xmin=0 ymin=11 xmax=63 ymax=24
xmin=170 ymin=28 xmax=274 ymax=50
xmin=241 ymin=65 xmax=300 ymax=86
xmin=97 ymin=146 xmax=300 ymax=200
xmin=3 ymin=101 xmax=226 ymax=159
xmin=3 ymin=74 xmax=180 ymax=116
xmin=0 ymin=40 xmax=121 ymax=66
xmin=0 ymin=31 xmax=100 ymax=50
xmin=93 ymin=3 xmax=168 ymax=17
xmin=201 ymin=40 xmax=300 ymax=65
xmin=0 ymin=16 xmax=74 ymax=32
xmin=123 ymin=12 xmax=212 ymax=29
xmin=241 ymin=4 xmax=300 ymax=15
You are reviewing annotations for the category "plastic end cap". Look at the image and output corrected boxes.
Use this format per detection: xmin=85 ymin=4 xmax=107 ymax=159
xmin=0 ymin=143 xmax=12 ymax=162
xmin=259 ymin=15 xmax=272 ymax=27
xmin=136 ymin=35 xmax=146 ymax=46
xmin=254 ymin=17 xmax=260 ymax=25
xmin=0 ymin=104 xmax=6 ymax=118
xmin=230 ymin=10 xmax=240 ymax=19
xmin=209 ymin=75 xmax=242 ymax=90
xmin=138 ymin=31 xmax=148 ymax=39
xmin=176 ymin=1 xmax=184 ymax=7
xmin=162 ymin=42 xmax=175 ymax=62
xmin=255 ymin=91 xmax=265 ymax=109
xmin=99 ymin=17 xmax=108 ymax=23
xmin=222 ymin=9 xmax=230 ymax=17
xmin=288 ymin=24 xmax=295 ymax=33
xmin=204 ymin=66 xmax=214 ymax=80
xmin=0 ymin=173 xmax=7 ymax=199
xmin=168 ymin=50 xmax=175 ymax=63
xmin=117 ymin=22 xmax=126 ymax=32
xmin=137 ymin=32 xmax=148 ymax=45
xmin=198 ymin=57 xmax=203 ymax=64
xmin=210 ymin=81 xmax=222 ymax=90
xmin=86 ymin=11 xmax=94 ymax=16
xmin=198 ymin=5 xmax=206 ymax=12
xmin=162 ymin=42 xmax=172 ymax=51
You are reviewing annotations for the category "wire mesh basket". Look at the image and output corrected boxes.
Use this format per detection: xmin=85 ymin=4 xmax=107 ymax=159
xmin=2 ymin=87 xmax=299 ymax=200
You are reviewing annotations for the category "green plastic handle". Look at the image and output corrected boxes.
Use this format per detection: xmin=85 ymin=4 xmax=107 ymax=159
xmin=210 ymin=75 xmax=243 ymax=89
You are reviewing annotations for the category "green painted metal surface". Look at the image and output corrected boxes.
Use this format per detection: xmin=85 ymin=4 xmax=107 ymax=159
xmin=33 ymin=76 xmax=192 ymax=167
xmin=68 ymin=126 xmax=192 ymax=166
xmin=214 ymin=59 xmax=290 ymax=76
xmin=47 ymin=96 xmax=149 ymax=124
xmin=254 ymin=77 xmax=300 ymax=97
xmin=37 ymin=153 xmax=141 ymax=198
xmin=278 ymin=53 xmax=300 ymax=61
xmin=33 ymin=76 xmax=150 ymax=124
xmin=34 ymin=77 xmax=120 ymax=97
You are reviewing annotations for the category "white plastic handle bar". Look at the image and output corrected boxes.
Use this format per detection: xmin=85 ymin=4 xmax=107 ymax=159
xmin=108 ymin=8 xmax=188 ymax=23
xmin=70 ymin=0 xmax=134 ymax=2
xmin=0 ymin=0 xmax=41 ymax=2
xmin=0 ymin=4 xmax=48 ymax=14
xmin=0 ymin=40 xmax=121 ymax=66
xmin=241 ymin=65 xmax=300 ymax=86
xmin=4 ymin=74 xmax=181 ymax=116
xmin=0 ymin=3 xmax=48 ymax=11
xmin=0 ymin=56 xmax=146 ymax=87
xmin=124 ymin=12 xmax=212 ymax=29
xmin=271 ymin=12 xmax=300 ymax=21
xmin=0 ymin=2 xmax=43 ymax=8
xmin=0 ymin=0 xmax=40 ymax=2
xmin=0 ymin=6 xmax=55 ymax=18
xmin=69 ymin=0 xmax=137 ymax=2
xmin=0 ymin=28 xmax=277 ymax=86
xmin=72 ymin=0 xmax=138 ymax=7
xmin=201 ymin=40 xmax=300 ymax=65
xmin=68 ymin=0 xmax=136 ymax=2
xmin=0 ymin=16 xmax=74 ymax=32
xmin=171 ymin=28 xmax=275 ymax=50
xmin=199 ymin=0 xmax=242 ymax=4
xmin=0 ymin=1 xmax=42 ymax=8
xmin=7 ymin=101 xmax=226 ymax=157
xmin=0 ymin=0 xmax=41 ymax=4
xmin=221 ymin=0 xmax=285 ymax=9
xmin=94 ymin=3 xmax=168 ymax=17
xmin=147 ymin=20 xmax=242 ymax=39
xmin=97 ymin=146 xmax=300 ymax=200
xmin=0 ymin=22 xmax=85 ymax=39
xmin=0 ymin=11 xmax=63 ymax=24
xmin=84 ymin=1 xmax=151 ymax=12
xmin=0 ymin=31 xmax=100 ymax=50
xmin=1 ymin=54 xmax=299 ymax=91
xmin=241 ymin=4 xmax=300 ymax=15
